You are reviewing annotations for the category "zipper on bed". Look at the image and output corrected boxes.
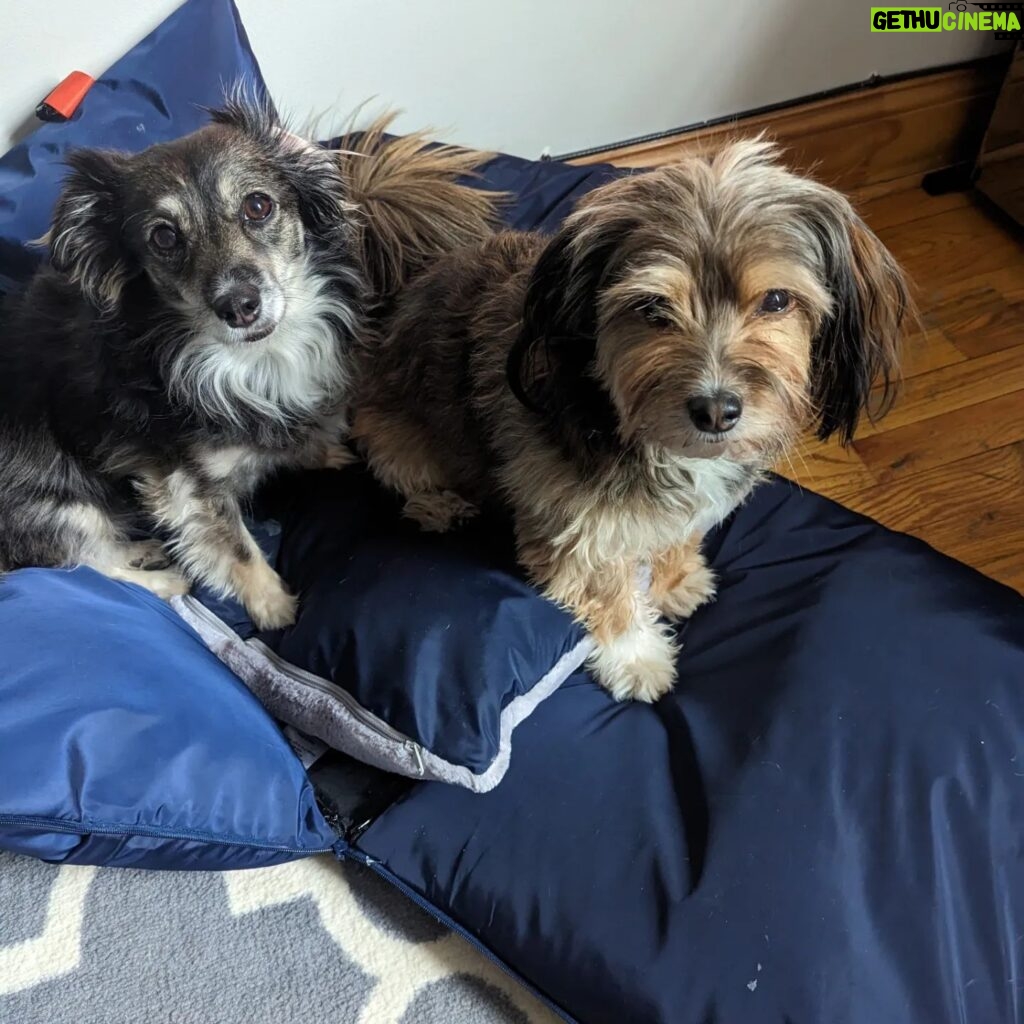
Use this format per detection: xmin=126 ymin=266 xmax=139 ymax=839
xmin=247 ymin=637 xmax=414 ymax=747
xmin=178 ymin=595 xmax=415 ymax=748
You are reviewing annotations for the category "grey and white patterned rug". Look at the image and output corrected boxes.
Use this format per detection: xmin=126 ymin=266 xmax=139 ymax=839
xmin=0 ymin=851 xmax=559 ymax=1024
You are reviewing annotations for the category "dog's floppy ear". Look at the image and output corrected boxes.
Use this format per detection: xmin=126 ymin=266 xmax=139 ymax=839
xmin=49 ymin=149 xmax=133 ymax=310
xmin=210 ymin=92 xmax=351 ymax=240
xmin=508 ymin=215 xmax=627 ymax=415
xmin=809 ymin=196 xmax=909 ymax=444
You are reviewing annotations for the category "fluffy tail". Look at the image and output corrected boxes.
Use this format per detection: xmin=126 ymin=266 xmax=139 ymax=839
xmin=335 ymin=114 xmax=502 ymax=303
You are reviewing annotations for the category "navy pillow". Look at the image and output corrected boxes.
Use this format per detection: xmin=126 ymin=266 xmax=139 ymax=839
xmin=177 ymin=469 xmax=591 ymax=792
xmin=0 ymin=568 xmax=337 ymax=868
xmin=0 ymin=0 xmax=265 ymax=295
xmin=475 ymin=152 xmax=626 ymax=232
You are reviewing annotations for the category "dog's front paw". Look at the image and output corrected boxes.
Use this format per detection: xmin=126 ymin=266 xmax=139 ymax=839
xmin=247 ymin=581 xmax=298 ymax=631
xmin=650 ymin=544 xmax=716 ymax=621
xmin=403 ymin=490 xmax=479 ymax=533
xmin=588 ymin=622 xmax=678 ymax=703
xmin=234 ymin=560 xmax=298 ymax=630
xmin=655 ymin=562 xmax=717 ymax=621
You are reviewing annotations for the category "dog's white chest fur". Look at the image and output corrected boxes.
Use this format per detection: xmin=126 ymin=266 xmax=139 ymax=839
xmin=169 ymin=264 xmax=353 ymax=432
xmin=680 ymin=456 xmax=757 ymax=537
xmin=551 ymin=454 xmax=755 ymax=568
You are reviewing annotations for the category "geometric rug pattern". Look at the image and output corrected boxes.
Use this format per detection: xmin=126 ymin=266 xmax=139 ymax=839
xmin=0 ymin=851 xmax=558 ymax=1023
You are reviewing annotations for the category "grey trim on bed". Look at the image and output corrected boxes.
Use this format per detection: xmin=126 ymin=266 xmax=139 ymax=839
xmin=171 ymin=595 xmax=593 ymax=793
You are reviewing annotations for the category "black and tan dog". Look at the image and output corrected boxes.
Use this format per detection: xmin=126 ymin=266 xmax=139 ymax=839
xmin=0 ymin=100 xmax=494 ymax=628
xmin=354 ymin=140 xmax=909 ymax=701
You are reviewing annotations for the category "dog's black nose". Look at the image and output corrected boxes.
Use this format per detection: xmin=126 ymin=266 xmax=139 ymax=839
xmin=687 ymin=391 xmax=743 ymax=434
xmin=213 ymin=284 xmax=262 ymax=328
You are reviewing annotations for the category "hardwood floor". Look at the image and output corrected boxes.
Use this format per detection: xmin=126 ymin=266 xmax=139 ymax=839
xmin=792 ymin=185 xmax=1024 ymax=593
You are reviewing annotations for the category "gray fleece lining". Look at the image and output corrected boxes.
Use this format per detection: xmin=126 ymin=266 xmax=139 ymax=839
xmin=172 ymin=595 xmax=592 ymax=793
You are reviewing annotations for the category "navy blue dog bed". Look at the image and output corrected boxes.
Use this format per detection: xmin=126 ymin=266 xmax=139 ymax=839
xmin=3 ymin=2 xmax=1024 ymax=1022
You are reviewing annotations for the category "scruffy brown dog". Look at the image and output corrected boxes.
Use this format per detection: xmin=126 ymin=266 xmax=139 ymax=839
xmin=354 ymin=140 xmax=909 ymax=701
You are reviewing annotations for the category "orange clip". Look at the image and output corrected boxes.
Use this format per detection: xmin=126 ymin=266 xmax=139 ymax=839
xmin=36 ymin=71 xmax=95 ymax=123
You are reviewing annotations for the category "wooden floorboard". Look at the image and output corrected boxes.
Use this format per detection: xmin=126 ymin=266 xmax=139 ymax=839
xmin=893 ymin=327 xmax=966 ymax=379
xmin=852 ymin=184 xmax=972 ymax=232
xmin=854 ymin=344 xmax=1024 ymax=437
xmin=853 ymin=390 xmax=1024 ymax=484
xmin=882 ymin=204 xmax=1024 ymax=285
xmin=837 ymin=444 xmax=1024 ymax=570
xmin=929 ymin=286 xmax=1024 ymax=358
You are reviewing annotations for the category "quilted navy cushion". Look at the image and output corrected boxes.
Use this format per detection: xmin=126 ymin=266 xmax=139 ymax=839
xmin=0 ymin=569 xmax=336 ymax=868
xmin=0 ymin=0 xmax=265 ymax=295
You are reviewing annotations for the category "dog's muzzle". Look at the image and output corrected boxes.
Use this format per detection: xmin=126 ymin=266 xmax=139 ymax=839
xmin=213 ymin=283 xmax=262 ymax=330
xmin=686 ymin=391 xmax=743 ymax=435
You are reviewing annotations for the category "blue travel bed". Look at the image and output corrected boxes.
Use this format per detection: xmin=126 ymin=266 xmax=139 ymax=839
xmin=2 ymin=3 xmax=1024 ymax=1022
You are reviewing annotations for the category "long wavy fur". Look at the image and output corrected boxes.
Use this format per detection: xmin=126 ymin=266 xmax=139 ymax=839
xmin=334 ymin=113 xmax=503 ymax=304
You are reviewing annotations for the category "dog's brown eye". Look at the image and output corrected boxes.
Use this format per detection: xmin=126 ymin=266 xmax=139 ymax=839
xmin=758 ymin=289 xmax=791 ymax=314
xmin=242 ymin=193 xmax=273 ymax=222
xmin=150 ymin=225 xmax=178 ymax=251
xmin=636 ymin=296 xmax=674 ymax=327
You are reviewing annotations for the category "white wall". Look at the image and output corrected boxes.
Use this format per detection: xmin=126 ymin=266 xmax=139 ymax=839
xmin=1 ymin=0 xmax=1006 ymax=157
